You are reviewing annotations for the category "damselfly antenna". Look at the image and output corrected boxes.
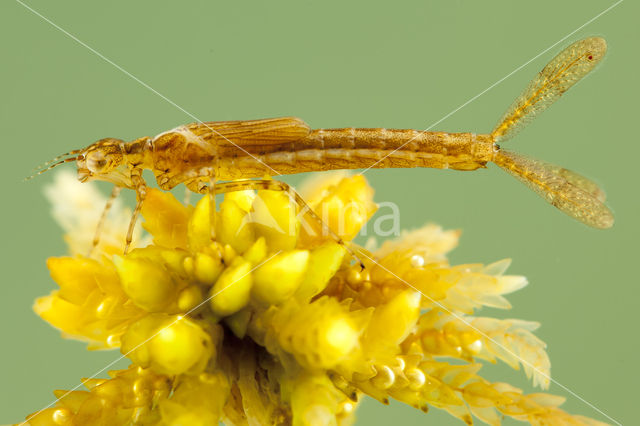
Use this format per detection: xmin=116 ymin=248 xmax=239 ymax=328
xmin=31 ymin=148 xmax=84 ymax=172
xmin=24 ymin=155 xmax=79 ymax=181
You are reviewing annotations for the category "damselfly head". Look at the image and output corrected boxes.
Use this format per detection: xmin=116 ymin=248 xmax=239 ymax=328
xmin=78 ymin=138 xmax=123 ymax=177
xmin=75 ymin=138 xmax=133 ymax=187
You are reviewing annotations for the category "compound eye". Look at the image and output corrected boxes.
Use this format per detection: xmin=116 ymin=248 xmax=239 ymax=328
xmin=86 ymin=150 xmax=108 ymax=173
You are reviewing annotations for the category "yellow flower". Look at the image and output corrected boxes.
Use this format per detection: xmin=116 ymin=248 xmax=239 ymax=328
xmin=23 ymin=170 xmax=607 ymax=426
xmin=121 ymin=314 xmax=216 ymax=376
xmin=34 ymin=256 xmax=146 ymax=349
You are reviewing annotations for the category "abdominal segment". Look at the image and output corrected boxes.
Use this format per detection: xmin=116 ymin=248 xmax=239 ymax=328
xmin=216 ymin=129 xmax=494 ymax=179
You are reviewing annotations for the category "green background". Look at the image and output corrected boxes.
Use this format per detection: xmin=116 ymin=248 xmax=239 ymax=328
xmin=1 ymin=1 xmax=637 ymax=424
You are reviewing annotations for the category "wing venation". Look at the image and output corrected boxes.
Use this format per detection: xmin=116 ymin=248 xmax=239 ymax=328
xmin=186 ymin=117 xmax=311 ymax=145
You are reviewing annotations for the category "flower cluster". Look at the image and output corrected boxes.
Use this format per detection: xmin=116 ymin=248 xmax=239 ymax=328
xmin=22 ymin=171 xmax=606 ymax=425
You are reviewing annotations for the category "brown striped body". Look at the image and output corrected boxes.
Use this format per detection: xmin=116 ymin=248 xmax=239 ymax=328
xmin=147 ymin=122 xmax=496 ymax=185
xmin=200 ymin=128 xmax=495 ymax=180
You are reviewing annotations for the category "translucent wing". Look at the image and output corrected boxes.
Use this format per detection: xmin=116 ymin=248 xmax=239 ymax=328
xmin=494 ymin=150 xmax=613 ymax=229
xmin=186 ymin=117 xmax=311 ymax=145
xmin=551 ymin=165 xmax=606 ymax=203
xmin=492 ymin=37 xmax=607 ymax=142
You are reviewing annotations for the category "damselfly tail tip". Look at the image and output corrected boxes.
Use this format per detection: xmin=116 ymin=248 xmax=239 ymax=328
xmin=596 ymin=210 xmax=615 ymax=229
xmin=583 ymin=36 xmax=607 ymax=60
xmin=493 ymin=150 xmax=614 ymax=230
xmin=491 ymin=36 xmax=608 ymax=143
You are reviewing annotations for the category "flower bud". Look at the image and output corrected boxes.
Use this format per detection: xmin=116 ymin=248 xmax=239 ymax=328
xmin=114 ymin=256 xmax=177 ymax=312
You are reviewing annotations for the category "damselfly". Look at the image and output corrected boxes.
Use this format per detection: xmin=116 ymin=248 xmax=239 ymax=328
xmin=30 ymin=37 xmax=613 ymax=257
